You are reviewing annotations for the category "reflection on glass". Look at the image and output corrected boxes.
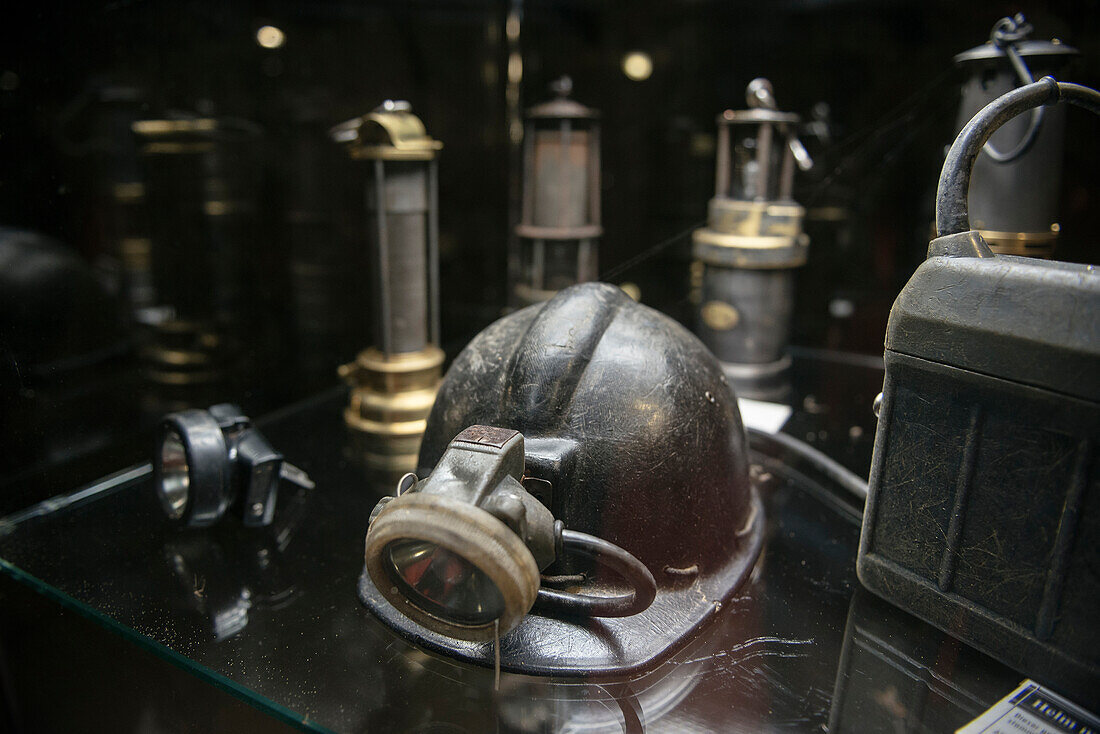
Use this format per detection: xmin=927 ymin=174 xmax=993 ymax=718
xmin=159 ymin=429 xmax=190 ymax=520
xmin=386 ymin=539 xmax=504 ymax=625
xmin=621 ymin=51 xmax=653 ymax=81
xmin=255 ymin=25 xmax=286 ymax=49
xmin=211 ymin=593 xmax=252 ymax=641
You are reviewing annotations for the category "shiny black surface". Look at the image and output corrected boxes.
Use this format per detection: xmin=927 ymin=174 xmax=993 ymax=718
xmin=398 ymin=283 xmax=766 ymax=677
xmin=0 ymin=360 xmax=1024 ymax=732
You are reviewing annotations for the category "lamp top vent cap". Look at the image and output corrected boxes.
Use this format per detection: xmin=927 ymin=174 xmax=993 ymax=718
xmin=526 ymin=75 xmax=600 ymax=120
xmin=718 ymin=78 xmax=799 ymax=125
xmin=329 ymin=100 xmax=442 ymax=160
xmin=955 ymin=13 xmax=1077 ymax=65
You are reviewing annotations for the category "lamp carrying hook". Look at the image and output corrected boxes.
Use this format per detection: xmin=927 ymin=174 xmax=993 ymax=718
xmin=982 ymin=13 xmax=1045 ymax=164
xmin=746 ymin=77 xmax=812 ymax=172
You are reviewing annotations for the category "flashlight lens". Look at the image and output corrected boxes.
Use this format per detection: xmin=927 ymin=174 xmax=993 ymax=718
xmin=159 ymin=430 xmax=191 ymax=520
xmin=385 ymin=540 xmax=505 ymax=625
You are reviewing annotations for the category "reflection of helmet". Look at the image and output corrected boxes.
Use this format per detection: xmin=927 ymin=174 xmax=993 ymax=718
xmin=0 ymin=227 xmax=125 ymax=367
xmin=364 ymin=282 xmax=764 ymax=676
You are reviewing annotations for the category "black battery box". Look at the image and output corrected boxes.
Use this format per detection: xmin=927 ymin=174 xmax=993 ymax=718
xmin=858 ymin=77 xmax=1100 ymax=710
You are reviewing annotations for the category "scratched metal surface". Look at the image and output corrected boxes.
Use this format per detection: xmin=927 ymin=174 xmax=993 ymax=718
xmin=0 ymin=359 xmax=1021 ymax=732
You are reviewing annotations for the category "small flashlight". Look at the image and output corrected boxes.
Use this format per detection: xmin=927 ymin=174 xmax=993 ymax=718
xmin=363 ymin=426 xmax=656 ymax=642
xmin=154 ymin=404 xmax=314 ymax=528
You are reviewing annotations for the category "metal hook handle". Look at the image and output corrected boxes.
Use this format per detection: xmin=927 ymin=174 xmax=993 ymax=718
xmin=534 ymin=529 xmax=657 ymax=618
xmin=936 ymin=77 xmax=1100 ymax=238
xmin=747 ymin=77 xmax=813 ymax=173
xmin=981 ymin=14 xmax=1045 ymax=164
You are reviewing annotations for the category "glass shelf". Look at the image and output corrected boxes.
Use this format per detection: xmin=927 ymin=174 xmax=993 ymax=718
xmin=0 ymin=361 xmax=1021 ymax=733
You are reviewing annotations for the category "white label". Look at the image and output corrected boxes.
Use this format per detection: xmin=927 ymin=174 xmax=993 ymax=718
xmin=958 ymin=680 xmax=1099 ymax=734
xmin=736 ymin=397 xmax=792 ymax=434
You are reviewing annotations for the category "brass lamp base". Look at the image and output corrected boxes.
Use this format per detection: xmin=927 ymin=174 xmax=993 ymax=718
xmin=978 ymin=229 xmax=1058 ymax=258
xmin=338 ymin=346 xmax=444 ymax=471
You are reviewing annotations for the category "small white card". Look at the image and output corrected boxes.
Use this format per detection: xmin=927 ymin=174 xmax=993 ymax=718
xmin=736 ymin=397 xmax=793 ymax=434
xmin=958 ymin=680 xmax=1099 ymax=734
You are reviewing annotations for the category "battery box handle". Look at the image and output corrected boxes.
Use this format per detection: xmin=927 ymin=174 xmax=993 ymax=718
xmin=935 ymin=77 xmax=1100 ymax=240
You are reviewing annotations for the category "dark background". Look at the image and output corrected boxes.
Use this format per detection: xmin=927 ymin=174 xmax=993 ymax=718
xmin=0 ymin=0 xmax=1097 ymax=509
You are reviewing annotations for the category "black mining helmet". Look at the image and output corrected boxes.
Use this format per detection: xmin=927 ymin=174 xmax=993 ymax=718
xmin=359 ymin=282 xmax=764 ymax=676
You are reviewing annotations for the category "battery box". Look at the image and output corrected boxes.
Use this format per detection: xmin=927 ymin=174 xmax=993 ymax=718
xmin=858 ymin=238 xmax=1099 ymax=710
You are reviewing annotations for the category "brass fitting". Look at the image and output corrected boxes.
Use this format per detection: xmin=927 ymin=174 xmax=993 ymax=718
xmin=339 ymin=346 xmax=444 ymax=471
xmin=693 ymin=200 xmax=809 ymax=270
xmin=977 ymin=228 xmax=1058 ymax=258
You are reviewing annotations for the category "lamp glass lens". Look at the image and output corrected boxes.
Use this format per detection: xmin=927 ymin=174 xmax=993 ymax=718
xmin=159 ymin=430 xmax=190 ymax=520
xmin=385 ymin=539 xmax=505 ymax=625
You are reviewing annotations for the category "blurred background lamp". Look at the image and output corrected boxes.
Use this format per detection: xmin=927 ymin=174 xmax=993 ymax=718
xmin=952 ymin=13 xmax=1077 ymax=258
xmin=511 ymin=76 xmax=602 ymax=307
xmin=692 ymin=78 xmax=812 ymax=401
xmin=154 ymin=403 xmax=313 ymax=528
xmin=332 ymin=101 xmax=445 ymax=472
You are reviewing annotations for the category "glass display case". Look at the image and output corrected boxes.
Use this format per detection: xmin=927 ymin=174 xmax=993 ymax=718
xmin=0 ymin=2 xmax=1096 ymax=731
